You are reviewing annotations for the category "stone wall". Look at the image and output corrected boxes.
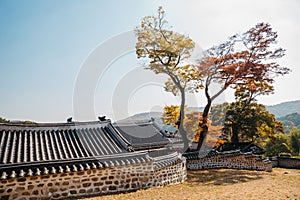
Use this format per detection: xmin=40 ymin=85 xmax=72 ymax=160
xmin=270 ymin=156 xmax=300 ymax=169
xmin=0 ymin=158 xmax=186 ymax=199
xmin=186 ymin=151 xmax=272 ymax=172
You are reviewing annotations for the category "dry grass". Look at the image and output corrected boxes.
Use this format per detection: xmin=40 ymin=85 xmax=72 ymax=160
xmin=84 ymin=168 xmax=300 ymax=200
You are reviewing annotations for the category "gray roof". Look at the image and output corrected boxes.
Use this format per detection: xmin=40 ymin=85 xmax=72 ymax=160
xmin=114 ymin=122 xmax=170 ymax=150
xmin=0 ymin=120 xmax=179 ymax=179
xmin=0 ymin=120 xmax=146 ymax=179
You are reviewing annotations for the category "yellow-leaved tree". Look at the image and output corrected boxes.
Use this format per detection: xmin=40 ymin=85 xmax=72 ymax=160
xmin=135 ymin=7 xmax=202 ymax=150
xmin=162 ymin=105 xmax=180 ymax=126
xmin=162 ymin=105 xmax=201 ymax=141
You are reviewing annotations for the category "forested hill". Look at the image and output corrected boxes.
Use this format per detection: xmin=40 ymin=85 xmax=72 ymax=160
xmin=278 ymin=112 xmax=300 ymax=127
xmin=189 ymin=100 xmax=300 ymax=119
xmin=266 ymin=100 xmax=300 ymax=118
xmin=117 ymin=100 xmax=300 ymax=123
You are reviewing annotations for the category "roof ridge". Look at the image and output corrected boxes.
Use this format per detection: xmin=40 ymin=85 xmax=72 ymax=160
xmin=0 ymin=120 xmax=111 ymax=129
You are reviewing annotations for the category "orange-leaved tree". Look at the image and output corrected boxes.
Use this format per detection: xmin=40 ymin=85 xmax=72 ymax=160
xmin=195 ymin=22 xmax=290 ymax=151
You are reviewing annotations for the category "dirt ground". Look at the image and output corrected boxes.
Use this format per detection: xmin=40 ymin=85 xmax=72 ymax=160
xmin=84 ymin=168 xmax=300 ymax=200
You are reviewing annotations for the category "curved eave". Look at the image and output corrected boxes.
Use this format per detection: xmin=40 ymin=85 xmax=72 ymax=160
xmin=0 ymin=151 xmax=152 ymax=180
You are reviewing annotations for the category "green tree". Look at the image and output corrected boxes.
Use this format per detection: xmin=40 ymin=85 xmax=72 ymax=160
xmin=223 ymin=102 xmax=284 ymax=143
xmin=264 ymin=133 xmax=290 ymax=157
xmin=265 ymin=128 xmax=300 ymax=157
xmin=281 ymin=120 xmax=295 ymax=133
xmin=0 ymin=117 xmax=9 ymax=123
xmin=210 ymin=103 xmax=228 ymax=126
xmin=135 ymin=7 xmax=202 ymax=150
xmin=288 ymin=128 xmax=300 ymax=156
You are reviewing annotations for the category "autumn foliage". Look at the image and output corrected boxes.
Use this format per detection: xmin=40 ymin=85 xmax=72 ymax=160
xmin=162 ymin=105 xmax=223 ymax=149
xmin=135 ymin=7 xmax=202 ymax=150
xmin=195 ymin=22 xmax=290 ymax=151
xmin=136 ymin=7 xmax=291 ymax=152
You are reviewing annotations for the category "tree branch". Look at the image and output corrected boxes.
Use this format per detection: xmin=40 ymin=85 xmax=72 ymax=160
xmin=211 ymin=86 xmax=227 ymax=101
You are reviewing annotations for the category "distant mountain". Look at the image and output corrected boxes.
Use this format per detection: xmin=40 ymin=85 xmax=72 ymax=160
xmin=278 ymin=112 xmax=300 ymax=126
xmin=192 ymin=100 xmax=300 ymax=118
xmin=266 ymin=100 xmax=300 ymax=118
xmin=117 ymin=100 xmax=300 ymax=124
xmin=117 ymin=112 xmax=163 ymax=124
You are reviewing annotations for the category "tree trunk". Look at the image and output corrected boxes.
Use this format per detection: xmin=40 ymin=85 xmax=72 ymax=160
xmin=231 ymin=124 xmax=239 ymax=143
xmin=178 ymin=88 xmax=189 ymax=151
xmin=196 ymin=83 xmax=217 ymax=151
xmin=196 ymin=99 xmax=211 ymax=151
xmin=196 ymin=84 xmax=228 ymax=151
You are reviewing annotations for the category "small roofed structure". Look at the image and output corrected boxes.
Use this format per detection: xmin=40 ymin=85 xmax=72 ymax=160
xmin=215 ymin=142 xmax=265 ymax=155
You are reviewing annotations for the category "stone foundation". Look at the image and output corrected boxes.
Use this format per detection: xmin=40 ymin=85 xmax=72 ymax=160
xmin=185 ymin=151 xmax=272 ymax=172
xmin=0 ymin=157 xmax=186 ymax=199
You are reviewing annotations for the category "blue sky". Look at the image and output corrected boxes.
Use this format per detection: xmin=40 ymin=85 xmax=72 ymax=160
xmin=0 ymin=0 xmax=299 ymax=122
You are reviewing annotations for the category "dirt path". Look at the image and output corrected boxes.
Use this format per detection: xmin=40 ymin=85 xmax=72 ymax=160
xmin=85 ymin=168 xmax=300 ymax=200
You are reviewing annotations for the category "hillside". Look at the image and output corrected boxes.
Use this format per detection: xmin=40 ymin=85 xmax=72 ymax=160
xmin=278 ymin=112 xmax=300 ymax=126
xmin=116 ymin=112 xmax=162 ymax=123
xmin=117 ymin=100 xmax=300 ymax=124
xmin=266 ymin=100 xmax=300 ymax=118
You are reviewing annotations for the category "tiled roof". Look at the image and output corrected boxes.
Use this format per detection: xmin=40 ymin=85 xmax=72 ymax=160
xmin=216 ymin=142 xmax=265 ymax=154
xmin=114 ymin=122 xmax=170 ymax=150
xmin=152 ymin=152 xmax=183 ymax=169
xmin=0 ymin=120 xmax=184 ymax=180
xmin=0 ymin=120 xmax=151 ymax=179
xmin=0 ymin=120 xmax=129 ymax=164
xmin=183 ymin=149 xmax=237 ymax=159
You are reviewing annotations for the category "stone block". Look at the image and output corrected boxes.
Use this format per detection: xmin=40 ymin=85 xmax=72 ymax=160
xmin=62 ymin=181 xmax=69 ymax=186
xmin=61 ymin=192 xmax=68 ymax=197
xmin=41 ymin=175 xmax=50 ymax=179
xmin=83 ymin=183 xmax=91 ymax=187
xmin=49 ymin=188 xmax=58 ymax=193
xmin=22 ymin=191 xmax=30 ymax=195
xmin=87 ymin=188 xmax=93 ymax=193
xmin=77 ymin=171 xmax=84 ymax=176
xmin=17 ymin=178 xmax=27 ymax=182
xmin=109 ymin=186 xmax=117 ymax=191
xmin=79 ymin=189 xmax=86 ymax=194
xmin=32 ymin=190 xmax=39 ymax=195
xmin=52 ymin=193 xmax=60 ymax=198
xmin=94 ymin=182 xmax=104 ymax=186
xmin=105 ymin=181 xmax=112 ymax=185
xmin=6 ymin=188 xmax=12 ymax=193
xmin=16 ymin=187 xmax=25 ymax=192
xmin=92 ymin=177 xmax=99 ymax=182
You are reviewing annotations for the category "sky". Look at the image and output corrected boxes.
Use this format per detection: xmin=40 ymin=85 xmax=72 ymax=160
xmin=0 ymin=0 xmax=299 ymax=122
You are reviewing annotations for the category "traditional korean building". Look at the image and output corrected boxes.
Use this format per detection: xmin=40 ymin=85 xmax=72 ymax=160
xmin=0 ymin=119 xmax=186 ymax=199
xmin=114 ymin=122 xmax=170 ymax=150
